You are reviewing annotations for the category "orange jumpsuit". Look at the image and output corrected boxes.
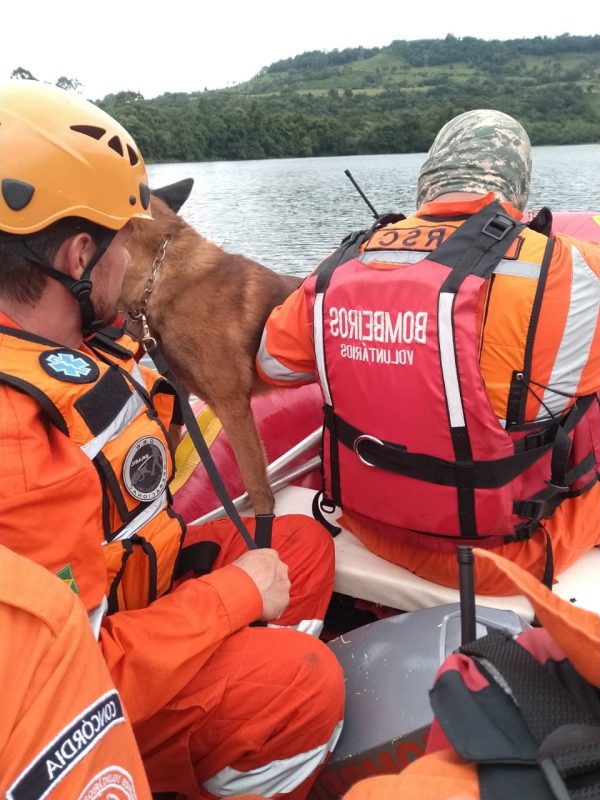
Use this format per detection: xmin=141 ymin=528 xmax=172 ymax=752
xmin=343 ymin=547 xmax=600 ymax=800
xmin=257 ymin=195 xmax=600 ymax=594
xmin=0 ymin=544 xmax=151 ymax=800
xmin=0 ymin=313 xmax=344 ymax=799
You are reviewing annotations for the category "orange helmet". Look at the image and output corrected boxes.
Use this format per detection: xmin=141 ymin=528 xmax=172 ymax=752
xmin=0 ymin=80 xmax=152 ymax=234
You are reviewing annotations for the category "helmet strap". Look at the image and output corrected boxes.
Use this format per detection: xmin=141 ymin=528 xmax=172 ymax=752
xmin=2 ymin=231 xmax=116 ymax=335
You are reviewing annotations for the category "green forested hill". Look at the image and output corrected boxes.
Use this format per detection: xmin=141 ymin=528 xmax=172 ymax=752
xmin=98 ymin=34 xmax=600 ymax=162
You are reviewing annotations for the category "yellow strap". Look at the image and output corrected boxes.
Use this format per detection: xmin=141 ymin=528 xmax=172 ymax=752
xmin=170 ymin=405 xmax=223 ymax=495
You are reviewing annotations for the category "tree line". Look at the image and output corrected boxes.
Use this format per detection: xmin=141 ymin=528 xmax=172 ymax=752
xmin=10 ymin=34 xmax=600 ymax=163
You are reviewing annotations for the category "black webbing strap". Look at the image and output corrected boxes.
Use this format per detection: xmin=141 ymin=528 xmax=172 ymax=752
xmin=512 ymin=395 xmax=597 ymax=532
xmin=174 ymin=540 xmax=221 ymax=579
xmin=429 ymin=202 xmax=525 ymax=290
xmin=312 ymin=490 xmax=342 ymax=537
xmin=314 ymin=212 xmax=407 ymax=294
xmin=514 ymin=453 xmax=598 ymax=533
xmin=106 ymin=535 xmax=159 ymax=614
xmin=323 ymin=405 xmax=342 ymax=506
xmin=325 ymin=390 xmax=596 ymax=492
xmin=132 ymin=534 xmax=158 ymax=604
xmin=462 ymin=631 xmax=600 ymax=799
xmin=254 ymin=514 xmax=274 ymax=548
xmin=107 ymin=540 xmax=134 ymax=614
xmin=326 ymin=410 xmax=552 ymax=489
xmin=147 ymin=342 xmax=258 ymax=551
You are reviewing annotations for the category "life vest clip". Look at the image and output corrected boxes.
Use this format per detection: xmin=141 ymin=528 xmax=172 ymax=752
xmin=353 ymin=434 xmax=384 ymax=468
xmin=481 ymin=213 xmax=514 ymax=241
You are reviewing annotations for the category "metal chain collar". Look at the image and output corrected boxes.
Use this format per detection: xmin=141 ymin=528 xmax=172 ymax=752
xmin=129 ymin=237 xmax=170 ymax=351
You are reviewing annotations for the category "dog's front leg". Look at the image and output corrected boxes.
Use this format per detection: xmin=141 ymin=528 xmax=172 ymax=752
xmin=212 ymin=397 xmax=275 ymax=516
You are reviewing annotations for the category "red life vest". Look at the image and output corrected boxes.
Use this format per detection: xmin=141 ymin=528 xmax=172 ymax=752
xmin=310 ymin=202 xmax=600 ymax=551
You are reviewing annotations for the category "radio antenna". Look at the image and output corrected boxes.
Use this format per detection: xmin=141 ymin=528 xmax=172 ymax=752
xmin=344 ymin=169 xmax=379 ymax=219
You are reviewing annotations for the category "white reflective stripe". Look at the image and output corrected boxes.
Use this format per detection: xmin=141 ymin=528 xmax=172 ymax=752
xmin=106 ymin=492 xmax=168 ymax=542
xmin=438 ymin=292 xmax=465 ymax=428
xmin=359 ymin=251 xmax=541 ymax=278
xmin=203 ymin=719 xmax=343 ymax=797
xmin=267 ymin=619 xmax=324 ymax=638
xmin=536 ymin=246 xmax=600 ymax=420
xmin=87 ymin=596 xmax=107 ymax=640
xmin=80 ymin=392 xmax=144 ymax=460
xmin=257 ymin=329 xmax=314 ymax=384
xmin=493 ymin=259 xmax=540 ymax=279
xmin=314 ymin=293 xmax=332 ymax=405
xmin=358 ymin=250 xmax=427 ymax=265
xmin=130 ymin=359 xmax=146 ymax=387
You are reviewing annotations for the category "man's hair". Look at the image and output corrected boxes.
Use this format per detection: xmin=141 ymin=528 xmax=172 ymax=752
xmin=0 ymin=218 xmax=108 ymax=305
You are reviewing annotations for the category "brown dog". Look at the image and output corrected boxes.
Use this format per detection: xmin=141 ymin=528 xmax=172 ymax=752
xmin=120 ymin=179 xmax=302 ymax=515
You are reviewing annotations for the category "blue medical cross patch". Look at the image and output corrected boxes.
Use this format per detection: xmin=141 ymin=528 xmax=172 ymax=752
xmin=39 ymin=349 xmax=99 ymax=383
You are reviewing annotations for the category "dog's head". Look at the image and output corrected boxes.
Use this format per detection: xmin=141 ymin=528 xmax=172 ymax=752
xmin=119 ymin=177 xmax=195 ymax=317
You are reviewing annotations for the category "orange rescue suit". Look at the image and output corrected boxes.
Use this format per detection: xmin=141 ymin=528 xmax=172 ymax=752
xmin=0 ymin=545 xmax=151 ymax=800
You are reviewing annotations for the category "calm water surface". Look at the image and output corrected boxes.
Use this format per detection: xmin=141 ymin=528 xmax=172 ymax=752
xmin=148 ymin=145 xmax=600 ymax=277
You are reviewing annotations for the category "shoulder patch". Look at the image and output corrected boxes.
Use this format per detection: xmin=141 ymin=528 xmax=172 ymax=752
xmin=77 ymin=766 xmax=138 ymax=800
xmin=123 ymin=436 xmax=168 ymax=502
xmin=40 ymin=349 xmax=99 ymax=384
xmin=7 ymin=691 xmax=125 ymax=800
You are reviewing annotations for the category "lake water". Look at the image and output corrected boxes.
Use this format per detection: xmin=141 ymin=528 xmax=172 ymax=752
xmin=148 ymin=145 xmax=600 ymax=277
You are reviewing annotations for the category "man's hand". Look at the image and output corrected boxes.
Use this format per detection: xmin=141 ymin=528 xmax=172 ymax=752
xmin=233 ymin=549 xmax=290 ymax=622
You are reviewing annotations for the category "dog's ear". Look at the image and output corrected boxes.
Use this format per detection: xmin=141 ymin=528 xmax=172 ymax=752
xmin=151 ymin=178 xmax=194 ymax=213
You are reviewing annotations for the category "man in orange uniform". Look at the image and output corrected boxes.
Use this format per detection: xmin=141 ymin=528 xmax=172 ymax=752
xmin=257 ymin=109 xmax=600 ymax=594
xmin=343 ymin=548 xmax=600 ymax=800
xmin=0 ymin=545 xmax=152 ymax=800
xmin=0 ymin=81 xmax=344 ymax=799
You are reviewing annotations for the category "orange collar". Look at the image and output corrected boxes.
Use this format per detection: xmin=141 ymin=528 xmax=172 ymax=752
xmin=0 ymin=311 xmax=20 ymax=329
xmin=416 ymin=192 xmax=523 ymax=221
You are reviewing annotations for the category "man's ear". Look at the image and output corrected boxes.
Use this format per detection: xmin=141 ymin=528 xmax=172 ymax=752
xmin=54 ymin=232 xmax=97 ymax=280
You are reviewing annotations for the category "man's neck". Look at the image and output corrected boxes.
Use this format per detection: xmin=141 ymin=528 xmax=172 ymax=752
xmin=432 ymin=191 xmax=488 ymax=203
xmin=0 ymin=289 xmax=83 ymax=348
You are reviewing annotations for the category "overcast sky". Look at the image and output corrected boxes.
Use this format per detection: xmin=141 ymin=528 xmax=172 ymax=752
xmin=2 ymin=0 xmax=596 ymax=100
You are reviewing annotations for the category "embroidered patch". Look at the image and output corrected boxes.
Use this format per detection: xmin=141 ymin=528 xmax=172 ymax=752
xmin=56 ymin=563 xmax=79 ymax=595
xmin=77 ymin=766 xmax=138 ymax=800
xmin=7 ymin=691 xmax=125 ymax=800
xmin=40 ymin=349 xmax=99 ymax=384
xmin=122 ymin=436 xmax=168 ymax=502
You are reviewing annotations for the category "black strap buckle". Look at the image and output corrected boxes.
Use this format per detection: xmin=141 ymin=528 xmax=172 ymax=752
xmin=353 ymin=434 xmax=383 ymax=468
xmin=481 ymin=214 xmax=514 ymax=241
xmin=545 ymin=479 xmax=570 ymax=493
xmin=70 ymin=279 xmax=93 ymax=300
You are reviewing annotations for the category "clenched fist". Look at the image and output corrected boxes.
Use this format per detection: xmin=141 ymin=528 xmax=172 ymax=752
xmin=233 ymin=548 xmax=290 ymax=622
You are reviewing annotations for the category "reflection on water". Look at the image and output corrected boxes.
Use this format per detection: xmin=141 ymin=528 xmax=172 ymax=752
xmin=148 ymin=145 xmax=600 ymax=277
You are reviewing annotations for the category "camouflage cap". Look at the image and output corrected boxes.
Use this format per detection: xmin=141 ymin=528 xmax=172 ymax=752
xmin=416 ymin=109 xmax=532 ymax=211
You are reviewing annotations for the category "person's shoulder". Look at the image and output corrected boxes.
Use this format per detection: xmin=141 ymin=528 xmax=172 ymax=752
xmin=0 ymin=545 xmax=77 ymax=634
xmin=553 ymin=233 xmax=600 ymax=276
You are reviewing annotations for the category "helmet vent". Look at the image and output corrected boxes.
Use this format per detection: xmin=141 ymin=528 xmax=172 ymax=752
xmin=108 ymin=135 xmax=124 ymax=156
xmin=140 ymin=183 xmax=150 ymax=210
xmin=127 ymin=145 xmax=139 ymax=166
xmin=2 ymin=178 xmax=35 ymax=211
xmin=70 ymin=124 xmax=105 ymax=140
